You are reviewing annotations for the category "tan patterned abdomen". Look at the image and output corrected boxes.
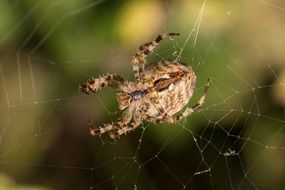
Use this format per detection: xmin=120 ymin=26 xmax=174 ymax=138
xmin=145 ymin=66 xmax=196 ymax=118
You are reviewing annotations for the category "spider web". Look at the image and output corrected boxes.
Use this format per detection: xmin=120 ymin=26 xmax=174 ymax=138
xmin=0 ymin=0 xmax=285 ymax=189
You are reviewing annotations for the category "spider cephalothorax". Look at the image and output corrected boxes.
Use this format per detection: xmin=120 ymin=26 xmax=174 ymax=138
xmin=79 ymin=33 xmax=210 ymax=140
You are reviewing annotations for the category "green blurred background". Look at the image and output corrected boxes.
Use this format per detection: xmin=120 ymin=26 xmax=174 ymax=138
xmin=0 ymin=0 xmax=285 ymax=189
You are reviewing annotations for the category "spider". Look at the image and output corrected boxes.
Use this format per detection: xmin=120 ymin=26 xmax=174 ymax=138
xmin=79 ymin=33 xmax=211 ymax=140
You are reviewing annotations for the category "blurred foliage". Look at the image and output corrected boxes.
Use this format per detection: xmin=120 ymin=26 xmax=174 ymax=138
xmin=0 ymin=173 xmax=48 ymax=190
xmin=0 ymin=0 xmax=285 ymax=189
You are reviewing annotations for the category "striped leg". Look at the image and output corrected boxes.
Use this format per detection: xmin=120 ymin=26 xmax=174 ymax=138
xmin=108 ymin=120 xmax=141 ymax=139
xmin=131 ymin=33 xmax=180 ymax=81
xmin=79 ymin=73 xmax=124 ymax=94
xmin=88 ymin=107 xmax=137 ymax=139
xmin=89 ymin=119 xmax=141 ymax=139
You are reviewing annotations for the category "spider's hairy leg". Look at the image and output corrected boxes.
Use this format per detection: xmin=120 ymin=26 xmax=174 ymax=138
xmin=88 ymin=107 xmax=133 ymax=139
xmin=108 ymin=120 xmax=141 ymax=139
xmin=79 ymin=73 xmax=124 ymax=94
xmin=132 ymin=32 xmax=180 ymax=81
xmin=145 ymin=91 xmax=174 ymax=124
xmin=89 ymin=120 xmax=141 ymax=140
xmin=174 ymin=78 xmax=211 ymax=122
xmin=149 ymin=116 xmax=174 ymax=125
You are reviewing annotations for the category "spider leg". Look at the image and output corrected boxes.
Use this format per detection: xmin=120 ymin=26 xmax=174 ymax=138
xmin=149 ymin=116 xmax=173 ymax=125
xmin=173 ymin=78 xmax=211 ymax=122
xmin=108 ymin=120 xmax=141 ymax=139
xmin=144 ymin=91 xmax=174 ymax=124
xmin=79 ymin=73 xmax=124 ymax=94
xmin=88 ymin=107 xmax=138 ymax=139
xmin=89 ymin=120 xmax=141 ymax=139
xmin=132 ymin=33 xmax=180 ymax=81
xmin=108 ymin=108 xmax=145 ymax=139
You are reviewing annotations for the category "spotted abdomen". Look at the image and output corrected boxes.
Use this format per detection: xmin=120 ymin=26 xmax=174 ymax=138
xmin=143 ymin=61 xmax=196 ymax=118
xmin=157 ymin=68 xmax=196 ymax=116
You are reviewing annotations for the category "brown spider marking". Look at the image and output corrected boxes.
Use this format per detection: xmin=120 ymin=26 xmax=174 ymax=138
xmin=79 ymin=33 xmax=211 ymax=140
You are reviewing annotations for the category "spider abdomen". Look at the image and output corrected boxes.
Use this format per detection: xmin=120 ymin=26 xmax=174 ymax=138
xmin=143 ymin=61 xmax=197 ymax=118
xmin=158 ymin=70 xmax=196 ymax=116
